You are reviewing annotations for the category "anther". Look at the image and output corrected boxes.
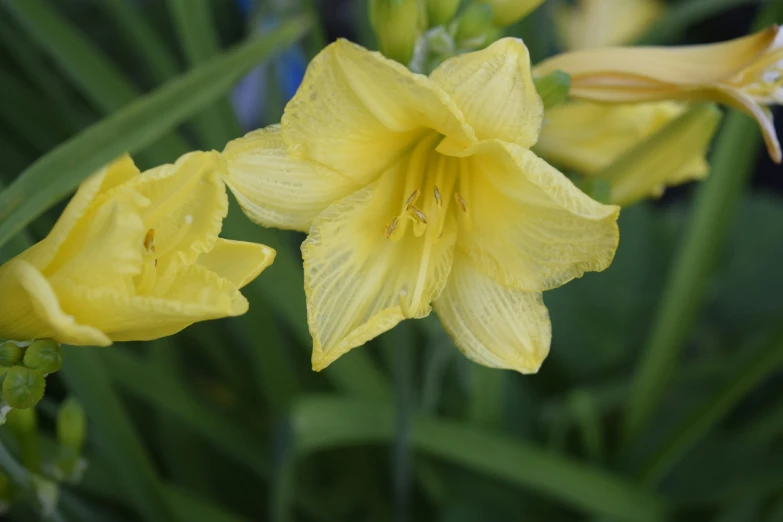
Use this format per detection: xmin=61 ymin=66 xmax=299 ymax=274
xmin=405 ymin=189 xmax=421 ymax=210
xmin=455 ymin=193 xmax=468 ymax=212
xmin=385 ymin=217 xmax=399 ymax=238
xmin=143 ymin=229 xmax=156 ymax=253
xmin=434 ymin=186 xmax=442 ymax=207
xmin=410 ymin=205 xmax=428 ymax=224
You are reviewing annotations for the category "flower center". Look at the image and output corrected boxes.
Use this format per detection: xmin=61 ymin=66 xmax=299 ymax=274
xmin=383 ymin=135 xmax=470 ymax=242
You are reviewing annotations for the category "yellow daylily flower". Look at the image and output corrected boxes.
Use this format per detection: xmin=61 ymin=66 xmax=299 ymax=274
xmin=223 ymin=38 xmax=620 ymax=374
xmin=0 ymin=152 xmax=275 ymax=346
xmin=535 ymin=26 xmax=783 ymax=163
xmin=536 ymin=101 xmax=717 ymax=205
xmin=555 ymin=0 xmax=663 ymax=51
xmin=478 ymin=0 xmax=546 ymax=26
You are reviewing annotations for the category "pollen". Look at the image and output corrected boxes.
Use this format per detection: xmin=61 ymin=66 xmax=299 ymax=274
xmin=455 ymin=193 xmax=468 ymax=212
xmin=404 ymin=189 xmax=421 ymax=210
xmin=143 ymin=229 xmax=156 ymax=253
xmin=411 ymin=205 xmax=428 ymax=224
xmin=384 ymin=217 xmax=399 ymax=238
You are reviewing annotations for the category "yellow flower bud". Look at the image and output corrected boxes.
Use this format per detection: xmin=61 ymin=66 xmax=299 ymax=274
xmin=0 ymin=341 xmax=23 ymax=367
xmin=478 ymin=0 xmax=545 ymax=26
xmin=23 ymin=339 xmax=62 ymax=374
xmin=369 ymin=0 xmax=426 ymax=65
xmin=2 ymin=367 xmax=46 ymax=409
xmin=427 ymin=0 xmax=460 ymax=26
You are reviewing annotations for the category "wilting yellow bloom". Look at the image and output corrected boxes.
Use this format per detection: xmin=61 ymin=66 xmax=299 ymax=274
xmin=0 ymin=153 xmax=275 ymax=346
xmin=224 ymin=38 xmax=619 ymax=373
xmin=555 ymin=0 xmax=663 ymax=51
xmin=535 ymin=26 xmax=783 ymax=163
xmin=536 ymin=101 xmax=719 ymax=205
xmin=478 ymin=0 xmax=545 ymax=26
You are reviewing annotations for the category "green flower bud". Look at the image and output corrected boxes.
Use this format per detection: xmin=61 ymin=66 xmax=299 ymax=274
xmin=534 ymin=70 xmax=571 ymax=109
xmin=23 ymin=339 xmax=62 ymax=374
xmin=6 ymin=406 xmax=37 ymax=435
xmin=478 ymin=0 xmax=545 ymax=26
xmin=454 ymin=3 xmax=495 ymax=43
xmin=57 ymin=397 xmax=86 ymax=453
xmin=427 ymin=0 xmax=460 ymax=26
xmin=369 ymin=0 xmax=426 ymax=65
xmin=3 ymin=367 xmax=46 ymax=409
xmin=0 ymin=342 xmax=22 ymax=367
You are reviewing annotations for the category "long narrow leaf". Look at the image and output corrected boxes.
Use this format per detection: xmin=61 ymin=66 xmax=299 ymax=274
xmin=0 ymin=17 xmax=310 ymax=249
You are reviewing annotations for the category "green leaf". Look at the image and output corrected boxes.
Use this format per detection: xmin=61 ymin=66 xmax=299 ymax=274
xmin=290 ymin=396 xmax=668 ymax=522
xmin=640 ymin=329 xmax=783 ymax=484
xmin=60 ymin=347 xmax=177 ymax=522
xmin=165 ymin=0 xmax=241 ymax=149
xmin=0 ymin=17 xmax=310 ymax=250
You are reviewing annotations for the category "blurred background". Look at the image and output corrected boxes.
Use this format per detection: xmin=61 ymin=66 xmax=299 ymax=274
xmin=0 ymin=0 xmax=782 ymax=521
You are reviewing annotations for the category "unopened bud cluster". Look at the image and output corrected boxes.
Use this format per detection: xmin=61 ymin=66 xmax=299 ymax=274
xmin=0 ymin=339 xmax=62 ymax=411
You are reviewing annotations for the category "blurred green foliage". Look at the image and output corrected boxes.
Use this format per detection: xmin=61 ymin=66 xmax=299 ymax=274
xmin=0 ymin=0 xmax=781 ymax=521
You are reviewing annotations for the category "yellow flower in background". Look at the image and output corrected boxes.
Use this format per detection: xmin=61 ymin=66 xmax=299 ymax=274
xmin=535 ymin=101 xmax=719 ymax=205
xmin=0 ymin=153 xmax=275 ymax=346
xmin=535 ymin=26 xmax=783 ymax=163
xmin=555 ymin=0 xmax=663 ymax=50
xmin=478 ymin=0 xmax=546 ymax=26
xmin=224 ymin=38 xmax=619 ymax=373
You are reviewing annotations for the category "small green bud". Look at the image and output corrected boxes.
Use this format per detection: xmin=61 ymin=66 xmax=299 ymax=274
xmin=427 ymin=0 xmax=460 ymax=27
xmin=6 ymin=406 xmax=37 ymax=435
xmin=454 ymin=3 xmax=495 ymax=42
xmin=57 ymin=397 xmax=86 ymax=453
xmin=3 ymin=367 xmax=46 ymax=409
xmin=23 ymin=339 xmax=62 ymax=374
xmin=369 ymin=0 xmax=426 ymax=65
xmin=534 ymin=70 xmax=571 ymax=109
xmin=478 ymin=0 xmax=546 ymax=26
xmin=0 ymin=342 xmax=22 ymax=367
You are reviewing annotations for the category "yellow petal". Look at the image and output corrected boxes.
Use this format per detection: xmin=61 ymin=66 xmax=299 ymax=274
xmin=556 ymin=0 xmax=663 ymax=51
xmin=434 ymin=256 xmax=550 ymax=374
xmin=222 ymin=125 xmax=359 ymax=232
xmin=303 ymin=150 xmax=458 ymax=371
xmin=54 ymin=263 xmax=248 ymax=342
xmin=535 ymin=26 xmax=777 ymax=85
xmin=120 ymin=151 xmax=229 ymax=264
xmin=282 ymin=38 xmax=475 ymax=183
xmin=197 ymin=238 xmax=275 ymax=289
xmin=19 ymin=155 xmax=140 ymax=270
xmin=447 ymin=140 xmax=619 ymax=291
xmin=0 ymin=260 xmax=110 ymax=346
xmin=430 ymin=38 xmax=543 ymax=148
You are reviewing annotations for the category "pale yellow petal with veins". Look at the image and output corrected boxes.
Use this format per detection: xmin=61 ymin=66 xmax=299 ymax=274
xmin=430 ymin=38 xmax=543 ymax=148
xmin=282 ymin=38 xmax=475 ymax=183
xmin=222 ymin=125 xmax=359 ymax=232
xmin=197 ymin=238 xmax=276 ymax=289
xmin=445 ymin=140 xmax=619 ymax=291
xmin=303 ymin=143 xmax=458 ymax=371
xmin=434 ymin=257 xmax=550 ymax=374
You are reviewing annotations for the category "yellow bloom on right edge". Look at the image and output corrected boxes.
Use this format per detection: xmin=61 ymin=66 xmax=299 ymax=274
xmin=536 ymin=26 xmax=783 ymax=163
xmin=223 ymin=38 xmax=619 ymax=374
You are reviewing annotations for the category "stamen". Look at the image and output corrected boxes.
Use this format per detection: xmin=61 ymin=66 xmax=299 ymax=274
xmin=143 ymin=229 xmax=156 ymax=253
xmin=404 ymin=189 xmax=421 ymax=210
xmin=433 ymin=186 xmax=442 ymax=207
xmin=455 ymin=193 xmax=468 ymax=212
xmin=410 ymin=205 xmax=428 ymax=224
xmin=384 ymin=217 xmax=399 ymax=238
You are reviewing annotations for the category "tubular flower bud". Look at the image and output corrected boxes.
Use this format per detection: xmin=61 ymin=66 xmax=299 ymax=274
xmin=555 ymin=0 xmax=663 ymax=51
xmin=477 ymin=0 xmax=545 ymax=26
xmin=369 ymin=0 xmax=427 ymax=65
xmin=535 ymin=26 xmax=783 ymax=163
xmin=427 ymin=0 xmax=460 ymax=27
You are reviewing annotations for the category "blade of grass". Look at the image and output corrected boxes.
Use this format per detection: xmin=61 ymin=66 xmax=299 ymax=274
xmin=622 ymin=102 xmax=765 ymax=446
xmin=100 ymin=0 xmax=180 ymax=83
xmin=290 ymin=396 xmax=668 ymax=522
xmin=0 ymin=17 xmax=310 ymax=249
xmin=1 ymin=0 xmax=189 ymax=164
xmin=60 ymin=347 xmax=177 ymax=522
xmin=166 ymin=0 xmax=242 ymax=148
xmin=640 ymin=328 xmax=783 ymax=484
xmin=0 ymin=68 xmax=66 ymax=151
